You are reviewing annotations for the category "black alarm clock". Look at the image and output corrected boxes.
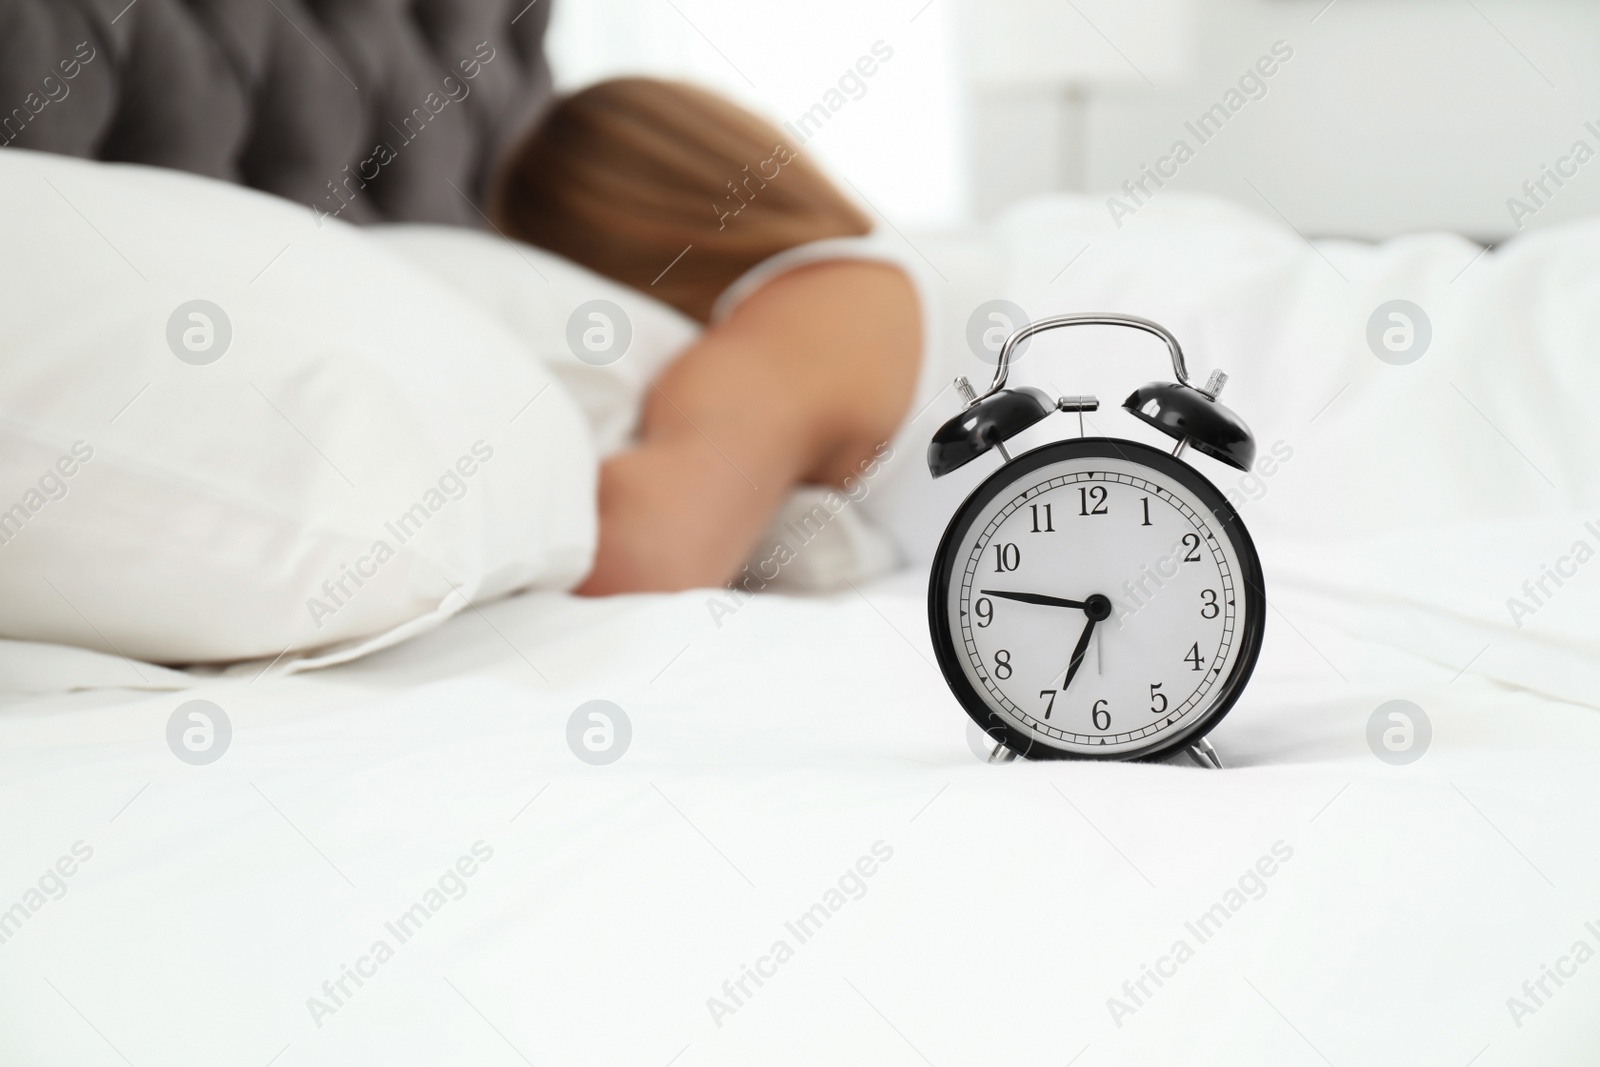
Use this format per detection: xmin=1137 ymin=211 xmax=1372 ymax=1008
xmin=927 ymin=314 xmax=1265 ymax=768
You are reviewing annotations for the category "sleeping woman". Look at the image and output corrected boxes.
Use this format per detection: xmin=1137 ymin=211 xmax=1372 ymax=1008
xmin=493 ymin=78 xmax=929 ymax=595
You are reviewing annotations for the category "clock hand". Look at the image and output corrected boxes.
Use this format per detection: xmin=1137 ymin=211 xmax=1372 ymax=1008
xmin=1062 ymin=617 xmax=1097 ymax=692
xmin=978 ymin=589 xmax=1089 ymax=611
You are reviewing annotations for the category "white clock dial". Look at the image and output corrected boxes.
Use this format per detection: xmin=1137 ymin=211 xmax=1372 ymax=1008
xmin=936 ymin=444 xmax=1259 ymax=758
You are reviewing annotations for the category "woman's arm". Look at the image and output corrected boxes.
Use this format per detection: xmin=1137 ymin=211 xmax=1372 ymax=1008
xmin=576 ymin=259 xmax=921 ymax=595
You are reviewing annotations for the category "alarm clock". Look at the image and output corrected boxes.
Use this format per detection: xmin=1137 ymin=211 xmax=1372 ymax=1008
xmin=927 ymin=314 xmax=1265 ymax=768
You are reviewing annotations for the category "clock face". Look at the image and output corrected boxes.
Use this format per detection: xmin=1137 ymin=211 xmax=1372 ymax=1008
xmin=929 ymin=438 xmax=1265 ymax=761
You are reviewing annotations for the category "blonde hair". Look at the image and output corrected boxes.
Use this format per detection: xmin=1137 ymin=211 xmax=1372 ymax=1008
xmin=493 ymin=78 xmax=870 ymax=323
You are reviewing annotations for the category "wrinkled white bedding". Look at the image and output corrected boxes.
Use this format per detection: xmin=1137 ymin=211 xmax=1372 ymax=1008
xmin=4 ymin=191 xmax=1600 ymax=1064
xmin=1 ymin=568 xmax=1597 ymax=1065
xmin=886 ymin=194 xmax=1600 ymax=705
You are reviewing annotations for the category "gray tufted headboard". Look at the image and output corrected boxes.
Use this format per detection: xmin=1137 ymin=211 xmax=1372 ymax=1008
xmin=0 ymin=0 xmax=554 ymax=227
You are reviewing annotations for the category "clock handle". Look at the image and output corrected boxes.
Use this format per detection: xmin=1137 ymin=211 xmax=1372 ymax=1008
xmin=977 ymin=313 xmax=1192 ymax=404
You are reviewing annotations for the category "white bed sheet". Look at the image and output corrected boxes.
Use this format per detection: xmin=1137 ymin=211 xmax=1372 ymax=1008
xmin=2 ymin=562 xmax=1597 ymax=1066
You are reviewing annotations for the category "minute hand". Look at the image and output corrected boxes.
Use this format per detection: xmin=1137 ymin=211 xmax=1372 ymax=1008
xmin=978 ymin=589 xmax=1089 ymax=610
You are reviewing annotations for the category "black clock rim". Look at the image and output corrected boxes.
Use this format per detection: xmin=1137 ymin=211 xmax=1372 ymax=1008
xmin=926 ymin=436 xmax=1267 ymax=764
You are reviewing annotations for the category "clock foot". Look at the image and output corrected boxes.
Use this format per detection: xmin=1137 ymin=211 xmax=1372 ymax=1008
xmin=988 ymin=742 xmax=1019 ymax=764
xmin=1185 ymin=738 xmax=1224 ymax=770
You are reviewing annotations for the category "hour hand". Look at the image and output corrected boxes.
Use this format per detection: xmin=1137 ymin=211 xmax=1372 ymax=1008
xmin=978 ymin=589 xmax=1088 ymax=611
xmin=1062 ymin=618 xmax=1097 ymax=692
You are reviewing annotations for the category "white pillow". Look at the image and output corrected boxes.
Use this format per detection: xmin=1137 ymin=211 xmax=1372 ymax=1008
xmin=371 ymin=225 xmax=699 ymax=456
xmin=0 ymin=150 xmax=597 ymax=668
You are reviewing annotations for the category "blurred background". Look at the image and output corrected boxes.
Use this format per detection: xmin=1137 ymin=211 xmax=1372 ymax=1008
xmin=551 ymin=0 xmax=1600 ymax=241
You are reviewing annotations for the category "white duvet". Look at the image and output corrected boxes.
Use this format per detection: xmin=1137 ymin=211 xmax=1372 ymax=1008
xmin=3 ymin=189 xmax=1600 ymax=1064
